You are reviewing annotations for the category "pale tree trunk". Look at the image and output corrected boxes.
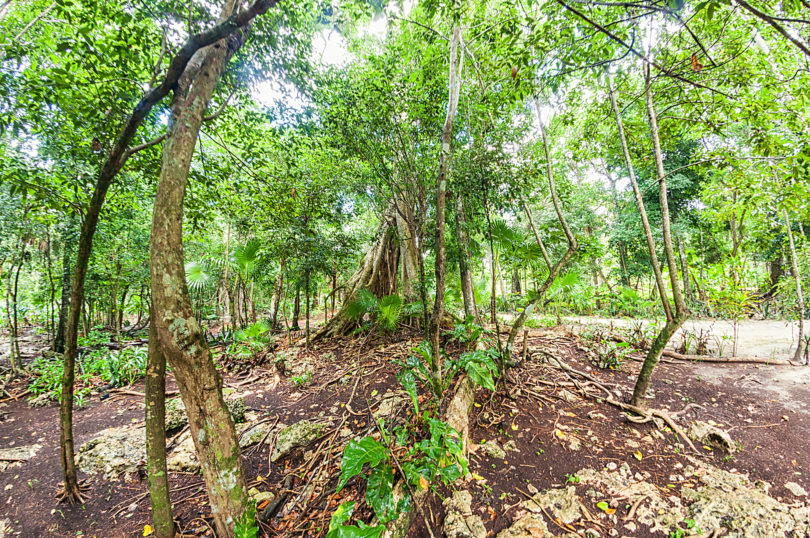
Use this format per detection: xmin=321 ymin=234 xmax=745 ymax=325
xmin=607 ymin=77 xmax=672 ymax=321
xmin=783 ymin=208 xmax=807 ymax=363
xmin=150 ymin=12 xmax=253 ymax=536
xmin=505 ymin=104 xmax=578 ymax=358
xmin=629 ymin=65 xmax=688 ymax=406
xmin=428 ymin=25 xmax=463 ymax=390
xmin=223 ymin=221 xmax=231 ymax=330
xmin=145 ymin=307 xmax=174 ymax=538
xmin=455 ymin=192 xmax=478 ymax=321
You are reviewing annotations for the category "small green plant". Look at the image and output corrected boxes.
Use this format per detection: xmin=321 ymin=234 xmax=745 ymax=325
xmin=447 ymin=316 xmax=486 ymax=350
xmin=326 ymin=501 xmax=383 ymax=538
xmin=346 ymin=289 xmax=404 ymax=333
xmin=234 ymin=501 xmax=258 ymax=538
xmin=291 ymin=371 xmax=312 ymax=386
xmin=669 ymin=518 xmax=702 ymax=537
xmin=565 ymin=473 xmax=580 ymax=484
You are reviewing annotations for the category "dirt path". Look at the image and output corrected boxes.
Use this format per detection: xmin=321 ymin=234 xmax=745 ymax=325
xmin=566 ymin=316 xmax=804 ymax=360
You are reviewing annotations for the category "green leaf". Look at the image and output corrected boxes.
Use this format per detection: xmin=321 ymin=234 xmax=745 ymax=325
xmin=397 ymin=367 xmax=419 ymax=416
xmin=327 ymin=502 xmax=384 ymax=538
xmin=338 ymin=437 xmax=387 ymax=491
xmin=366 ymin=463 xmax=397 ymax=522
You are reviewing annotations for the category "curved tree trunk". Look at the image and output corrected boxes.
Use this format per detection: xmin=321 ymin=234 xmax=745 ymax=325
xmin=150 ymin=16 xmax=251 ymax=537
xmin=506 ymin=105 xmax=578 ymax=358
xmin=784 ymin=208 xmax=806 ymax=363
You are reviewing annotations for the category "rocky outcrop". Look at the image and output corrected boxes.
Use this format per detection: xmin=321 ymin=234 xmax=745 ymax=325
xmin=443 ymin=490 xmax=486 ymax=538
xmin=270 ymin=420 xmax=325 ymax=462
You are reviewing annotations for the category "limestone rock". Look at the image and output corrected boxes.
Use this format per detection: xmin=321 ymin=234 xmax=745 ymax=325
xmin=270 ymin=420 xmax=324 ymax=462
xmin=248 ymin=486 xmax=276 ymax=505
xmin=481 ymin=440 xmax=506 ymax=459
xmin=785 ymin=482 xmax=807 ymax=497
xmin=77 ymin=424 xmax=144 ymax=480
xmin=687 ymin=420 xmax=734 ymax=453
xmin=0 ymin=444 xmax=41 ymax=472
xmin=28 ymin=393 xmax=53 ymax=408
xmin=496 ymin=512 xmax=552 ymax=538
xmin=524 ymin=486 xmax=581 ymax=524
xmin=443 ymin=490 xmax=486 ymax=538
xmin=164 ymin=396 xmax=247 ymax=432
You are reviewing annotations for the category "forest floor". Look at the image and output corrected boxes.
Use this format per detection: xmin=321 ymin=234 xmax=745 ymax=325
xmin=0 ymin=319 xmax=809 ymax=537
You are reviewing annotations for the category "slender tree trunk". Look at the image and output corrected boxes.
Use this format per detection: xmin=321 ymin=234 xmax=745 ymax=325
xmin=10 ymin=242 xmax=26 ymax=372
xmin=607 ymin=77 xmax=672 ymax=321
xmin=292 ymin=282 xmax=301 ymax=331
xmin=45 ymin=231 xmax=56 ymax=344
xmin=784 ymin=208 xmax=807 ymax=363
xmin=428 ymin=25 xmax=463 ymax=389
xmin=223 ymin=222 xmax=231 ymax=330
xmin=4 ymin=271 xmax=18 ymax=374
xmin=630 ymin=65 xmax=688 ymax=406
xmin=506 ymin=104 xmax=578 ymax=357
xmin=54 ymin=244 xmax=72 ymax=353
xmin=305 ymin=270 xmax=310 ymax=349
xmin=55 ymin=1 xmax=280 ymax=500
xmin=677 ymin=235 xmax=692 ymax=302
xmin=145 ymin=308 xmax=174 ymax=538
xmin=272 ymin=258 xmax=285 ymax=331
xmin=455 ymin=192 xmax=478 ymax=321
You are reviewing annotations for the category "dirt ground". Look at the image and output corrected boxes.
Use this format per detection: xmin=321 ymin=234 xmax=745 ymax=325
xmin=0 ymin=321 xmax=808 ymax=537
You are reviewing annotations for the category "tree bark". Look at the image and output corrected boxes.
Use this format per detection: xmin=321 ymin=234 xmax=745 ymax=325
xmin=429 ymin=25 xmax=463 ymax=387
xmin=783 ymin=208 xmax=807 ymax=363
xmin=455 ymin=192 xmax=478 ymax=321
xmin=291 ymin=281 xmax=301 ymax=331
xmin=630 ymin=65 xmax=688 ymax=406
xmin=506 ymin=105 xmax=578 ymax=357
xmin=149 ymin=11 xmax=252 ymax=536
xmin=145 ymin=308 xmax=174 ymax=538
xmin=395 ymin=193 xmax=420 ymax=303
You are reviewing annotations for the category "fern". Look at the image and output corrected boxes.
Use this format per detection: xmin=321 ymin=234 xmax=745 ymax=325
xmin=377 ymin=295 xmax=403 ymax=332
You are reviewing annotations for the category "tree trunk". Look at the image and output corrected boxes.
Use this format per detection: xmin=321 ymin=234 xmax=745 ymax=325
xmin=505 ymin=103 xmax=578 ymax=357
xmin=312 ymin=204 xmax=399 ymax=341
xmin=272 ymin=258 xmax=285 ymax=331
xmin=630 ymin=65 xmax=688 ymax=406
xmin=677 ymin=235 xmax=692 ymax=302
xmin=784 ymin=208 xmax=806 ymax=363
xmin=150 ymin=14 xmax=252 ymax=537
xmin=54 ymin=1 xmax=279 ymax=501
xmin=305 ymin=270 xmax=310 ymax=349
xmin=291 ymin=282 xmax=301 ymax=331
xmin=395 ymin=193 xmax=420 ymax=303
xmin=455 ymin=193 xmax=478 ymax=321
xmin=607 ymin=77 xmax=672 ymax=322
xmin=428 ymin=25 xmax=463 ymax=388
xmin=54 ymin=243 xmax=72 ymax=353
xmin=145 ymin=308 xmax=174 ymax=538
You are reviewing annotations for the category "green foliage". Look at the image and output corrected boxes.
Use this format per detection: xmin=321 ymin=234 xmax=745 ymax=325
xmin=346 ymin=290 xmax=405 ymax=333
xmin=234 ymin=501 xmax=258 ymax=538
xmin=28 ymin=346 xmax=148 ymax=404
xmin=326 ymin=501 xmax=384 ymax=538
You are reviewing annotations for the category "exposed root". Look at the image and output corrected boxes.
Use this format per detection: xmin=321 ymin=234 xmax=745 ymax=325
xmin=55 ymin=480 xmax=89 ymax=504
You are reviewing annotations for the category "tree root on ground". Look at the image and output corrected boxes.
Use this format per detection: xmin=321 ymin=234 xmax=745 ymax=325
xmin=531 ymin=348 xmax=697 ymax=452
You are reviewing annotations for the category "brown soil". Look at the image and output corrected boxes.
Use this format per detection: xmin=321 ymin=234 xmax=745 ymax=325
xmin=0 ymin=324 xmax=808 ymax=537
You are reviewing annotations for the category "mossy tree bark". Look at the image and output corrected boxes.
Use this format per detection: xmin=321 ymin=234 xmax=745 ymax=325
xmin=145 ymin=309 xmax=174 ymax=538
xmin=149 ymin=9 xmax=258 ymax=535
